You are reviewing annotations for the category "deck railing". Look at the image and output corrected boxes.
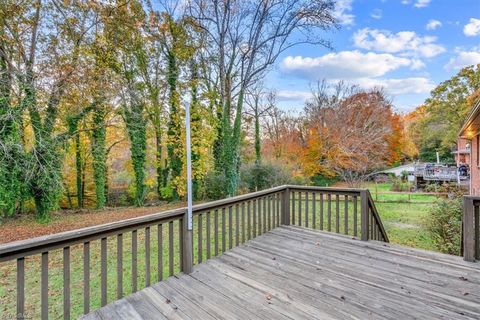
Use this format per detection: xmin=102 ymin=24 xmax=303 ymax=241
xmin=0 ymin=185 xmax=387 ymax=319
xmin=463 ymin=196 xmax=480 ymax=262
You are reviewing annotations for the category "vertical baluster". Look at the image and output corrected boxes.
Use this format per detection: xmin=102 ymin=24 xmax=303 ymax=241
xmin=222 ymin=208 xmax=226 ymax=252
xmin=83 ymin=242 xmax=90 ymax=314
xmin=101 ymin=238 xmax=107 ymax=306
xmin=235 ymin=204 xmax=239 ymax=246
xmin=312 ymin=193 xmax=316 ymax=229
xmin=132 ymin=230 xmax=138 ymax=291
xmin=263 ymin=197 xmax=267 ymax=234
xmin=305 ymin=192 xmax=309 ymax=228
xmin=335 ymin=195 xmax=340 ymax=233
xmin=117 ymin=235 xmax=123 ymax=299
xmin=241 ymin=202 xmax=246 ymax=243
xmin=198 ymin=213 xmax=203 ymax=263
xmin=369 ymin=210 xmax=375 ymax=239
xmin=253 ymin=199 xmax=257 ymax=238
xmin=277 ymin=193 xmax=281 ymax=227
xmin=258 ymin=198 xmax=263 ymax=234
xmin=158 ymin=224 xmax=163 ymax=281
xmin=268 ymin=195 xmax=272 ymax=230
xmin=214 ymin=209 xmax=219 ymax=256
xmin=229 ymin=206 xmax=233 ymax=249
xmin=344 ymin=195 xmax=349 ymax=235
xmin=328 ymin=194 xmax=332 ymax=231
xmin=179 ymin=218 xmax=183 ymax=272
xmin=291 ymin=191 xmax=296 ymax=225
xmin=273 ymin=194 xmax=276 ymax=228
xmin=206 ymin=211 xmax=211 ymax=259
xmin=145 ymin=227 xmax=151 ymax=286
xmin=63 ymin=247 xmax=70 ymax=320
xmin=298 ymin=191 xmax=302 ymax=226
xmin=17 ymin=257 xmax=25 ymax=320
xmin=168 ymin=222 xmax=173 ymax=276
xmin=353 ymin=195 xmax=358 ymax=237
xmin=320 ymin=193 xmax=324 ymax=230
xmin=41 ymin=252 xmax=48 ymax=319
xmin=247 ymin=201 xmax=252 ymax=240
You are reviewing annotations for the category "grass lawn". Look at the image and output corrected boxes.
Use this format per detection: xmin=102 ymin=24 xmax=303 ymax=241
xmin=367 ymin=182 xmax=437 ymax=251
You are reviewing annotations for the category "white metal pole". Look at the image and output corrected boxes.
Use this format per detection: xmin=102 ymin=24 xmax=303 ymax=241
xmin=185 ymin=102 xmax=193 ymax=231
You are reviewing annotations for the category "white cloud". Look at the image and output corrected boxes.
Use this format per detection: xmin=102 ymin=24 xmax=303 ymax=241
xmin=426 ymin=19 xmax=442 ymax=30
xmin=281 ymin=51 xmax=418 ymax=80
xmin=401 ymin=0 xmax=411 ymax=4
xmin=370 ymin=9 xmax=383 ymax=20
xmin=445 ymin=50 xmax=480 ymax=70
xmin=414 ymin=0 xmax=431 ymax=8
xmin=333 ymin=0 xmax=355 ymax=26
xmin=276 ymin=90 xmax=312 ymax=102
xmin=355 ymin=77 xmax=435 ymax=94
xmin=280 ymin=51 xmax=434 ymax=97
xmin=464 ymin=18 xmax=480 ymax=37
xmin=353 ymin=28 xmax=446 ymax=58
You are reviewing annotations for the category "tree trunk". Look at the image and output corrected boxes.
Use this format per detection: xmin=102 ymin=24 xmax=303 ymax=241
xmin=166 ymin=50 xmax=182 ymax=199
xmin=124 ymin=105 xmax=147 ymax=206
xmin=74 ymin=129 xmax=83 ymax=208
xmin=91 ymin=103 xmax=107 ymax=209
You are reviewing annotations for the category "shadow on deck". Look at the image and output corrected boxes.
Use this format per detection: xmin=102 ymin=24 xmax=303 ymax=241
xmin=82 ymin=226 xmax=480 ymax=320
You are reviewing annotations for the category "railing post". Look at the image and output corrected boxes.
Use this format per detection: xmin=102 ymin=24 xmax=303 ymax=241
xmin=182 ymin=210 xmax=194 ymax=273
xmin=463 ymin=197 xmax=476 ymax=262
xmin=282 ymin=187 xmax=290 ymax=225
xmin=360 ymin=190 xmax=369 ymax=241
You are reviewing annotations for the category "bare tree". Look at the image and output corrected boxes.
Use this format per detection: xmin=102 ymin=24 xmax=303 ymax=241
xmin=245 ymin=85 xmax=275 ymax=164
xmin=188 ymin=0 xmax=337 ymax=195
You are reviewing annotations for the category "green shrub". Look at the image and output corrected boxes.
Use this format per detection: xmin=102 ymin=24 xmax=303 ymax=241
xmin=390 ymin=177 xmax=411 ymax=192
xmin=311 ymin=174 xmax=338 ymax=187
xmin=204 ymin=172 xmax=229 ymax=200
xmin=159 ymin=186 xmax=174 ymax=200
xmin=239 ymin=162 xmax=292 ymax=192
xmin=426 ymin=197 xmax=462 ymax=255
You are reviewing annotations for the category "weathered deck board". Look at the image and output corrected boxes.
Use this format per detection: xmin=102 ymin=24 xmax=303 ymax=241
xmin=81 ymin=226 xmax=480 ymax=320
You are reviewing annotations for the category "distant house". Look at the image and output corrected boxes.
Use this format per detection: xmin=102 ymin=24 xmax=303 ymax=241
xmin=458 ymin=100 xmax=480 ymax=195
xmin=453 ymin=138 xmax=471 ymax=166
xmin=380 ymin=163 xmax=415 ymax=180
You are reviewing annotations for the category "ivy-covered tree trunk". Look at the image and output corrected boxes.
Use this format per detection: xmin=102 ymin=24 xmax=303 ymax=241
xmin=124 ymin=104 xmax=147 ymax=206
xmin=91 ymin=102 xmax=107 ymax=209
xmin=222 ymin=89 xmax=245 ymax=196
xmin=24 ymin=74 xmax=64 ymax=221
xmin=166 ymin=51 xmax=183 ymax=199
xmin=74 ymin=127 xmax=83 ymax=208
xmin=254 ymin=105 xmax=261 ymax=165
xmin=0 ymin=41 xmax=25 ymax=218
xmin=190 ymin=63 xmax=201 ymax=199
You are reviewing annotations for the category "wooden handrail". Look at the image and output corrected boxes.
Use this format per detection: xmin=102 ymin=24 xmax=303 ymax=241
xmin=0 ymin=185 xmax=390 ymax=319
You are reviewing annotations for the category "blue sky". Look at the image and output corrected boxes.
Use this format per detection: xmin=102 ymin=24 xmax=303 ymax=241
xmin=268 ymin=0 xmax=480 ymax=113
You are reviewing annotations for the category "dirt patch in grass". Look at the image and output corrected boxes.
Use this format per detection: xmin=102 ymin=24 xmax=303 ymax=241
xmin=0 ymin=202 xmax=189 ymax=244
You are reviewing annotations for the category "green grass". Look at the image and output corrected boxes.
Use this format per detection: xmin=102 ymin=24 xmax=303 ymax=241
xmin=368 ymin=182 xmax=440 ymax=203
xmin=0 ymin=190 xmax=439 ymax=319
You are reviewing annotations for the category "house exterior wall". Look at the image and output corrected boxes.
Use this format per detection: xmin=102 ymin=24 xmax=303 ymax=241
xmin=455 ymin=138 xmax=470 ymax=166
xmin=470 ymin=134 xmax=480 ymax=195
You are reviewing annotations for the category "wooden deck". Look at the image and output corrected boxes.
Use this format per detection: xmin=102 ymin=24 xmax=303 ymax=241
xmin=81 ymin=226 xmax=480 ymax=320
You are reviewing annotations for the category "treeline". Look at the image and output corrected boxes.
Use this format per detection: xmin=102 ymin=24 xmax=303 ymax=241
xmin=260 ymin=81 xmax=407 ymax=187
xmin=407 ymin=65 xmax=480 ymax=162
xmin=0 ymin=0 xmax=339 ymax=220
